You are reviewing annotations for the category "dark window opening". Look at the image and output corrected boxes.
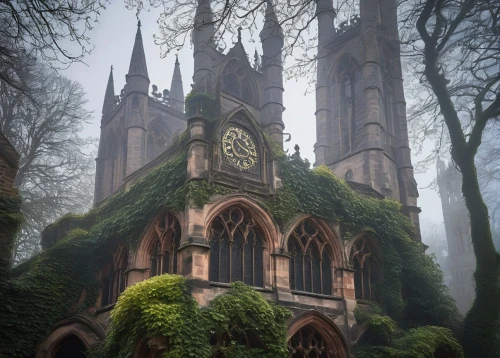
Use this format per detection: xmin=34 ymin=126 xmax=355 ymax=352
xmin=209 ymin=206 xmax=264 ymax=286
xmin=351 ymin=237 xmax=379 ymax=301
xmin=288 ymin=220 xmax=334 ymax=295
xmin=288 ymin=325 xmax=330 ymax=358
xmin=54 ymin=336 xmax=86 ymax=358
xmin=221 ymin=59 xmax=256 ymax=106
xmin=149 ymin=212 xmax=181 ymax=277
xmin=101 ymin=246 xmax=128 ymax=306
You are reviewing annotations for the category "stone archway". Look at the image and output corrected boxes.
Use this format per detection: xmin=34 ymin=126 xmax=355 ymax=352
xmin=287 ymin=311 xmax=349 ymax=358
xmin=36 ymin=317 xmax=105 ymax=358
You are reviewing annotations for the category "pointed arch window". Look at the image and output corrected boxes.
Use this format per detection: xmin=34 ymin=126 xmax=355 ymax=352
xmin=220 ymin=59 xmax=257 ymax=106
xmin=149 ymin=212 xmax=181 ymax=277
xmin=146 ymin=120 xmax=170 ymax=162
xmin=288 ymin=325 xmax=330 ymax=358
xmin=351 ymin=237 xmax=380 ymax=301
xmin=208 ymin=206 xmax=264 ymax=287
xmin=335 ymin=57 xmax=359 ymax=156
xmin=104 ymin=139 xmax=118 ymax=197
xmin=101 ymin=246 xmax=128 ymax=306
xmin=288 ymin=220 xmax=333 ymax=295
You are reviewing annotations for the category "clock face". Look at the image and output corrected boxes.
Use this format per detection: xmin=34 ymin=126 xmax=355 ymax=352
xmin=222 ymin=126 xmax=258 ymax=170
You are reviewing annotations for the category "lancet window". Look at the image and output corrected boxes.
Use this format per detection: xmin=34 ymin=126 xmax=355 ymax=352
xmin=220 ymin=59 xmax=256 ymax=106
xmin=103 ymin=137 xmax=118 ymax=197
xmin=146 ymin=121 xmax=169 ymax=162
xmin=288 ymin=220 xmax=333 ymax=295
xmin=149 ymin=212 xmax=181 ymax=277
xmin=351 ymin=237 xmax=379 ymax=301
xmin=335 ymin=57 xmax=359 ymax=156
xmin=288 ymin=325 xmax=330 ymax=358
xmin=101 ymin=246 xmax=128 ymax=306
xmin=208 ymin=206 xmax=264 ymax=286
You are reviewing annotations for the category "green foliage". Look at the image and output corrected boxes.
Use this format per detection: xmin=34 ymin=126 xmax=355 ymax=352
xmin=272 ymin=160 xmax=460 ymax=329
xmin=185 ymin=91 xmax=218 ymax=119
xmin=206 ymin=282 xmax=291 ymax=358
xmin=0 ymin=197 xmax=23 ymax=277
xmin=0 ymin=154 xmax=188 ymax=357
xmin=355 ymin=307 xmax=463 ymax=357
xmin=89 ymin=278 xmax=290 ymax=358
xmin=89 ymin=274 xmax=212 ymax=358
xmin=356 ymin=325 xmax=464 ymax=358
xmin=185 ymin=180 xmax=232 ymax=208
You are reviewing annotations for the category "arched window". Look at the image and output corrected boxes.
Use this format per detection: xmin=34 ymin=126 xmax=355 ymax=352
xmin=335 ymin=56 xmax=360 ymax=156
xmin=146 ymin=120 xmax=170 ymax=162
xmin=288 ymin=325 xmax=330 ymax=358
xmin=104 ymin=137 xmax=118 ymax=197
xmin=351 ymin=237 xmax=379 ymax=301
xmin=220 ymin=59 xmax=257 ymax=106
xmin=149 ymin=212 xmax=181 ymax=277
xmin=288 ymin=220 xmax=333 ymax=295
xmin=100 ymin=246 xmax=128 ymax=307
xmin=208 ymin=206 xmax=264 ymax=286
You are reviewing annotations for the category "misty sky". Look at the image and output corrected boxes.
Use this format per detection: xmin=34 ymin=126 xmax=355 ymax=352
xmin=62 ymin=2 xmax=443 ymax=231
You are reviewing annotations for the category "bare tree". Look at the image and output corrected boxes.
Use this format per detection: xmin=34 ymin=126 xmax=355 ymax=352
xmin=398 ymin=0 xmax=500 ymax=355
xmin=125 ymin=0 xmax=359 ymax=81
xmin=0 ymin=59 xmax=95 ymax=265
xmin=0 ymin=0 xmax=107 ymax=92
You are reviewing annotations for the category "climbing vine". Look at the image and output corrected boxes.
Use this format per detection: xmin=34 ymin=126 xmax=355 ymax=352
xmin=185 ymin=91 xmax=218 ymax=119
xmin=88 ymin=277 xmax=290 ymax=358
xmin=0 ymin=137 xmax=461 ymax=357
xmin=270 ymin=159 xmax=460 ymax=330
xmin=354 ymin=308 xmax=463 ymax=358
xmin=0 ymin=153 xmax=188 ymax=357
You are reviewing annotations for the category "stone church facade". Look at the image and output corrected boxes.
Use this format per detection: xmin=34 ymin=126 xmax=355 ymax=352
xmin=35 ymin=0 xmax=421 ymax=357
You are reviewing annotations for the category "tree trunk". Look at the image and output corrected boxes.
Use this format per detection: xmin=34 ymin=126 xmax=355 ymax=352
xmin=459 ymin=155 xmax=499 ymax=357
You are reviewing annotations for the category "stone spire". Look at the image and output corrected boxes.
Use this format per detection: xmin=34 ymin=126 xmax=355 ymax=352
xmin=169 ymin=55 xmax=184 ymax=112
xmin=126 ymin=20 xmax=149 ymax=94
xmin=259 ymin=0 xmax=283 ymax=44
xmin=102 ymin=65 xmax=115 ymax=121
xmin=260 ymin=0 xmax=284 ymax=147
xmin=193 ymin=0 xmax=215 ymax=93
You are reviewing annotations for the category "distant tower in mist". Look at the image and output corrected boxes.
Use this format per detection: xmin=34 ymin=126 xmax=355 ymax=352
xmin=436 ymin=159 xmax=475 ymax=314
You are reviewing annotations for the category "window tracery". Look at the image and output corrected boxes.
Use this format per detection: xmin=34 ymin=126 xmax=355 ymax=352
xmin=220 ymin=59 xmax=256 ymax=106
xmin=288 ymin=325 xmax=330 ymax=358
xmin=101 ymin=246 xmax=128 ymax=306
xmin=208 ymin=206 xmax=264 ymax=286
xmin=350 ymin=237 xmax=379 ymax=301
xmin=149 ymin=212 xmax=181 ymax=277
xmin=288 ymin=220 xmax=333 ymax=295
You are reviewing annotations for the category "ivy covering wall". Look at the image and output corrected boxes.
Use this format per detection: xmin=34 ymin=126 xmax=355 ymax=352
xmin=0 ymin=99 xmax=463 ymax=356
xmin=89 ymin=277 xmax=290 ymax=358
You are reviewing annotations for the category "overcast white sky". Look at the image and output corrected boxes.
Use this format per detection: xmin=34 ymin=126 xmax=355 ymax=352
xmin=62 ymin=2 xmax=443 ymax=231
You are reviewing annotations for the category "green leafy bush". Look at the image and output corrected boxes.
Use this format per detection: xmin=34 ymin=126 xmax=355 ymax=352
xmin=89 ymin=274 xmax=212 ymax=358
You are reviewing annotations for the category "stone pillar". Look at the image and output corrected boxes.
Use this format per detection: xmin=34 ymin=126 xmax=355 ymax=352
xmin=178 ymin=110 xmax=211 ymax=282
xmin=337 ymin=268 xmax=357 ymax=329
xmin=314 ymin=0 xmax=335 ymax=166
xmin=272 ymin=251 xmax=294 ymax=302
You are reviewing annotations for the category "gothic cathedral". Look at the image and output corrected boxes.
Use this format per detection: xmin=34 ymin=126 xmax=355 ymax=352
xmin=30 ymin=0 xmax=429 ymax=357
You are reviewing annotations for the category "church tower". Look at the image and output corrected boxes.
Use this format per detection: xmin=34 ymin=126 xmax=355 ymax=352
xmin=436 ymin=159 xmax=475 ymax=313
xmin=314 ymin=0 xmax=420 ymax=238
xmin=94 ymin=21 xmax=187 ymax=204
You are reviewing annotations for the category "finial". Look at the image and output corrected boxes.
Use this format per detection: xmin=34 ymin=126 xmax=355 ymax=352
xmin=175 ymin=54 xmax=179 ymax=65
xmin=137 ymin=19 xmax=141 ymax=28
xmin=110 ymin=65 xmax=113 ymax=72
xmin=237 ymin=27 xmax=242 ymax=43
